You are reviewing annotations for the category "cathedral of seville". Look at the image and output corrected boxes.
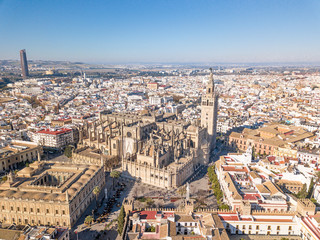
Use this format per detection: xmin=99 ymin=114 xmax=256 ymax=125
xmin=76 ymin=70 xmax=219 ymax=189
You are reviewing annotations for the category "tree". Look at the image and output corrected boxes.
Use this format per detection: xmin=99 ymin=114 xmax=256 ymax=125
xmin=310 ymin=198 xmax=317 ymax=204
xmin=117 ymin=205 xmax=126 ymax=235
xmin=93 ymin=186 xmax=101 ymax=209
xmin=64 ymin=145 xmax=73 ymax=158
xmin=252 ymin=146 xmax=256 ymax=160
xmin=146 ymin=225 xmax=156 ymax=232
xmin=84 ymin=215 xmax=94 ymax=226
xmin=1 ymin=176 xmax=7 ymax=182
xmin=110 ymin=171 xmax=120 ymax=189
xmin=146 ymin=198 xmax=154 ymax=208
xmin=307 ymin=178 xmax=314 ymax=199
xmin=296 ymin=183 xmax=308 ymax=199
xmin=177 ymin=186 xmax=187 ymax=198
xmin=219 ymin=204 xmax=230 ymax=210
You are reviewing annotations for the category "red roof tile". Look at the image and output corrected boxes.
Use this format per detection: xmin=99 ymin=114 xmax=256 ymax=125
xmin=36 ymin=128 xmax=72 ymax=135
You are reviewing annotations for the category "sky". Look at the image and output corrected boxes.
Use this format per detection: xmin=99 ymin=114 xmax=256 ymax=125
xmin=0 ymin=0 xmax=320 ymax=64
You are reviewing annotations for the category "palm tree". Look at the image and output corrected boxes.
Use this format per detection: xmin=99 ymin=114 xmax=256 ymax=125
xmin=110 ymin=171 xmax=121 ymax=190
xmin=84 ymin=215 xmax=94 ymax=226
xmin=93 ymin=186 xmax=101 ymax=209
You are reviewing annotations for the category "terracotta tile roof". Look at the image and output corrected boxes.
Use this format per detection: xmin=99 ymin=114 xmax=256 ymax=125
xmin=159 ymin=224 xmax=168 ymax=239
xmin=36 ymin=128 xmax=71 ymax=135
xmin=263 ymin=181 xmax=284 ymax=196
xmin=256 ymin=184 xmax=271 ymax=194
xmin=302 ymin=217 xmax=320 ymax=239
xmin=139 ymin=211 xmax=157 ymax=220
xmin=218 ymin=215 xmax=239 ymax=221
xmin=168 ymin=220 xmax=176 ymax=237
xmin=175 ymin=214 xmax=196 ymax=222
xmin=225 ymin=173 xmax=242 ymax=200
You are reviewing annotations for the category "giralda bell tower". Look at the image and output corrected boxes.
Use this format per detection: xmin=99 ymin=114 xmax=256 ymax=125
xmin=201 ymin=68 xmax=219 ymax=149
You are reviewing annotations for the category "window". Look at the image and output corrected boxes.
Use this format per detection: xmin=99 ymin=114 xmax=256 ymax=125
xmin=37 ymin=208 xmax=40 ymax=213
xmin=63 ymin=210 xmax=65 ymax=215
xmin=46 ymin=209 xmax=49 ymax=214
xmin=249 ymin=225 xmax=252 ymax=230
xmin=289 ymin=226 xmax=292 ymax=230
xmin=277 ymin=226 xmax=280 ymax=230
xmin=256 ymin=225 xmax=259 ymax=230
xmin=56 ymin=210 xmax=59 ymax=214
xmin=24 ymin=207 xmax=26 ymax=212
xmin=267 ymin=226 xmax=271 ymax=230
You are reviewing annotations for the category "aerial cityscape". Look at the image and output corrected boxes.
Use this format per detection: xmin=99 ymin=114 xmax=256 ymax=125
xmin=1 ymin=1 xmax=320 ymax=240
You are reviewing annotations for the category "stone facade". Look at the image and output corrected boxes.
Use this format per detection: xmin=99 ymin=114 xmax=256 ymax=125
xmin=0 ymin=161 xmax=105 ymax=227
xmin=229 ymin=124 xmax=314 ymax=156
xmin=0 ymin=140 xmax=43 ymax=173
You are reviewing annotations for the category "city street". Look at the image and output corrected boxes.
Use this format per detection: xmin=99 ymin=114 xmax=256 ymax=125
xmin=70 ymin=175 xmax=135 ymax=240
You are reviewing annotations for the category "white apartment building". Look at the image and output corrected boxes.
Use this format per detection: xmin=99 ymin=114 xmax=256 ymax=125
xmin=297 ymin=149 xmax=320 ymax=164
xmin=149 ymin=96 xmax=162 ymax=105
xmin=32 ymin=128 xmax=73 ymax=149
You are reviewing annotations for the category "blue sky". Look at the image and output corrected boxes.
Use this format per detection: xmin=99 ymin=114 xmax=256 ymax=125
xmin=0 ymin=0 xmax=320 ymax=63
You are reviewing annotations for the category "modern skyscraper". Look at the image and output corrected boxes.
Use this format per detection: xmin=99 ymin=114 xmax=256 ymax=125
xmin=20 ymin=49 xmax=29 ymax=78
xmin=201 ymin=68 xmax=219 ymax=149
